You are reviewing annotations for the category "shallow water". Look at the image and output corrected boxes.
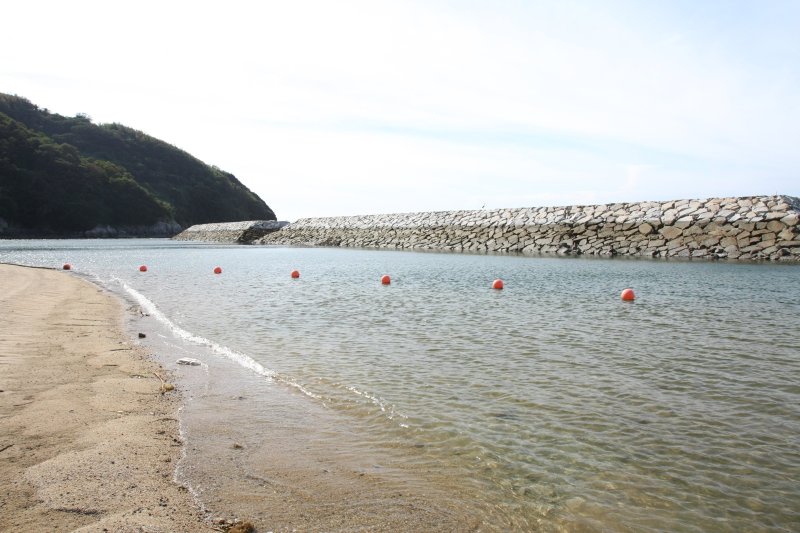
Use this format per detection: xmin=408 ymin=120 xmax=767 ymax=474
xmin=2 ymin=239 xmax=799 ymax=531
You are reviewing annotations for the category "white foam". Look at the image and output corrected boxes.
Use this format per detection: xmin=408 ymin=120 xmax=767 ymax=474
xmin=345 ymin=384 xmax=408 ymax=422
xmin=115 ymin=278 xmax=276 ymax=380
xmin=111 ymin=278 xmax=327 ymax=404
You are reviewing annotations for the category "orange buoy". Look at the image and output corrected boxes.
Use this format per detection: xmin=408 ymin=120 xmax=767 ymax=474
xmin=381 ymin=274 xmax=391 ymax=285
xmin=492 ymin=279 xmax=504 ymax=290
xmin=291 ymin=270 xmax=300 ymax=279
xmin=214 ymin=266 xmax=222 ymax=274
xmin=621 ymin=288 xmax=635 ymax=301
xmin=139 ymin=265 xmax=148 ymax=272
xmin=62 ymin=263 xmax=71 ymax=270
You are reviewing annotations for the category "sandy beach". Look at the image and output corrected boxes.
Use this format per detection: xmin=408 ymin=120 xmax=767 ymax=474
xmin=0 ymin=264 xmax=212 ymax=532
xmin=0 ymin=263 xmax=482 ymax=532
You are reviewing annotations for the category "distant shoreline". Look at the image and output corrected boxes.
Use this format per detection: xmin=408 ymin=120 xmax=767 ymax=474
xmin=0 ymin=220 xmax=182 ymax=239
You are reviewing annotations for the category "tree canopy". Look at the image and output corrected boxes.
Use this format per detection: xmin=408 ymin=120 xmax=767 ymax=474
xmin=0 ymin=93 xmax=275 ymax=234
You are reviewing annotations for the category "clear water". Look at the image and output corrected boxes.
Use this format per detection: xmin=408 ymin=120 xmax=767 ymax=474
xmin=2 ymin=239 xmax=799 ymax=532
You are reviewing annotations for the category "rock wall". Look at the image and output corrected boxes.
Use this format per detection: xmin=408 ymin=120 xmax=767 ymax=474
xmin=173 ymin=220 xmax=288 ymax=244
xmin=258 ymin=195 xmax=800 ymax=261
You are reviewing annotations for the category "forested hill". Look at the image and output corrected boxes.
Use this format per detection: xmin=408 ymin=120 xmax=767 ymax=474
xmin=0 ymin=93 xmax=275 ymax=236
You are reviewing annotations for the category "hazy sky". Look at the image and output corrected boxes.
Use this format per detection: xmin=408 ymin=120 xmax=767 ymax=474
xmin=2 ymin=1 xmax=798 ymax=221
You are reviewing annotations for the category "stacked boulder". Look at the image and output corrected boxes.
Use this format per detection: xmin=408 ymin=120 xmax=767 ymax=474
xmin=258 ymin=196 xmax=800 ymax=261
xmin=173 ymin=220 xmax=287 ymax=244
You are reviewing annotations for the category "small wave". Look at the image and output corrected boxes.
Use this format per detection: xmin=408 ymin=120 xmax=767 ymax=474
xmin=283 ymin=380 xmax=323 ymax=401
xmin=345 ymin=384 xmax=408 ymax=422
xmin=346 ymin=384 xmax=390 ymax=412
xmin=115 ymin=278 xmax=276 ymax=380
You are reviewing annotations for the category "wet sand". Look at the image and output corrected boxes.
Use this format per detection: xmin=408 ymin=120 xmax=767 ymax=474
xmin=0 ymin=264 xmax=211 ymax=532
xmin=0 ymin=264 xmax=484 ymax=532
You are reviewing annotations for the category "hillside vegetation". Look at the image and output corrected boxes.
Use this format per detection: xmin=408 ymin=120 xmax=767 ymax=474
xmin=0 ymin=93 xmax=274 ymax=235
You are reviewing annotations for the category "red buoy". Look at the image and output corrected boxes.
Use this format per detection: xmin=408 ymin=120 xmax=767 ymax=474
xmin=291 ymin=270 xmax=300 ymax=279
xmin=139 ymin=265 xmax=148 ymax=272
xmin=214 ymin=266 xmax=222 ymax=274
xmin=492 ymin=279 xmax=504 ymax=290
xmin=62 ymin=263 xmax=71 ymax=270
xmin=621 ymin=288 xmax=635 ymax=301
xmin=381 ymin=274 xmax=391 ymax=285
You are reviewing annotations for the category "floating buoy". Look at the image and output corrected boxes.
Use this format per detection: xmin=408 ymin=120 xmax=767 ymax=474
xmin=291 ymin=270 xmax=300 ymax=279
xmin=214 ymin=266 xmax=222 ymax=274
xmin=492 ymin=279 xmax=504 ymax=290
xmin=139 ymin=265 xmax=148 ymax=272
xmin=62 ymin=263 xmax=71 ymax=270
xmin=381 ymin=274 xmax=391 ymax=285
xmin=621 ymin=288 xmax=635 ymax=301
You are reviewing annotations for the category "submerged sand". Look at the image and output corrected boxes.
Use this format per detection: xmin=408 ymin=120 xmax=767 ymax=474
xmin=0 ymin=264 xmax=212 ymax=532
xmin=0 ymin=264 xmax=485 ymax=532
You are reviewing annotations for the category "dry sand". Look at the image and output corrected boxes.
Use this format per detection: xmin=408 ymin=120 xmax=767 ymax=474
xmin=0 ymin=264 xmax=213 ymax=532
xmin=0 ymin=263 xmax=484 ymax=533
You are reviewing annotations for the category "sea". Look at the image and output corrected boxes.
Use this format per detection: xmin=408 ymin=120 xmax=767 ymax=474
xmin=1 ymin=238 xmax=799 ymax=532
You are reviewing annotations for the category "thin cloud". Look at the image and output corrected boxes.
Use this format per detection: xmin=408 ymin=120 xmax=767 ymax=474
xmin=1 ymin=0 xmax=797 ymax=220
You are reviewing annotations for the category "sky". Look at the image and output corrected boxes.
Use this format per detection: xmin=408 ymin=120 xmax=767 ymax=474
xmin=2 ymin=0 xmax=798 ymax=221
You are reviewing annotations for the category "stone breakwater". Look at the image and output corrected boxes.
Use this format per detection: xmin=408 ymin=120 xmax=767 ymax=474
xmin=173 ymin=220 xmax=287 ymax=243
xmin=258 ymin=196 xmax=800 ymax=261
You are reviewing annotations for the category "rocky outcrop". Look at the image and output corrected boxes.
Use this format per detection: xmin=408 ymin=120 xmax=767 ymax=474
xmin=84 ymin=221 xmax=183 ymax=238
xmin=173 ymin=220 xmax=288 ymax=244
xmin=258 ymin=195 xmax=800 ymax=261
xmin=0 ymin=220 xmax=183 ymax=238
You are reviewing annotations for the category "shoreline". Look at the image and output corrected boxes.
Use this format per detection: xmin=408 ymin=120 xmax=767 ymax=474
xmin=0 ymin=262 xmax=482 ymax=532
xmin=0 ymin=264 xmax=214 ymax=531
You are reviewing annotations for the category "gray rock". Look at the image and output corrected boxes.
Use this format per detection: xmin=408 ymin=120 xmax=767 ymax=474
xmin=660 ymin=226 xmax=683 ymax=240
xmin=256 ymin=195 xmax=800 ymax=262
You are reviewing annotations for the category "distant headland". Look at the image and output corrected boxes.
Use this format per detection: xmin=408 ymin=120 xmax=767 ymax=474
xmin=0 ymin=93 xmax=274 ymax=238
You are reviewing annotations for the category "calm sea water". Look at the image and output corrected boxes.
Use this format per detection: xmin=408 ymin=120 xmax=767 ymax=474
xmin=2 ymin=239 xmax=799 ymax=532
